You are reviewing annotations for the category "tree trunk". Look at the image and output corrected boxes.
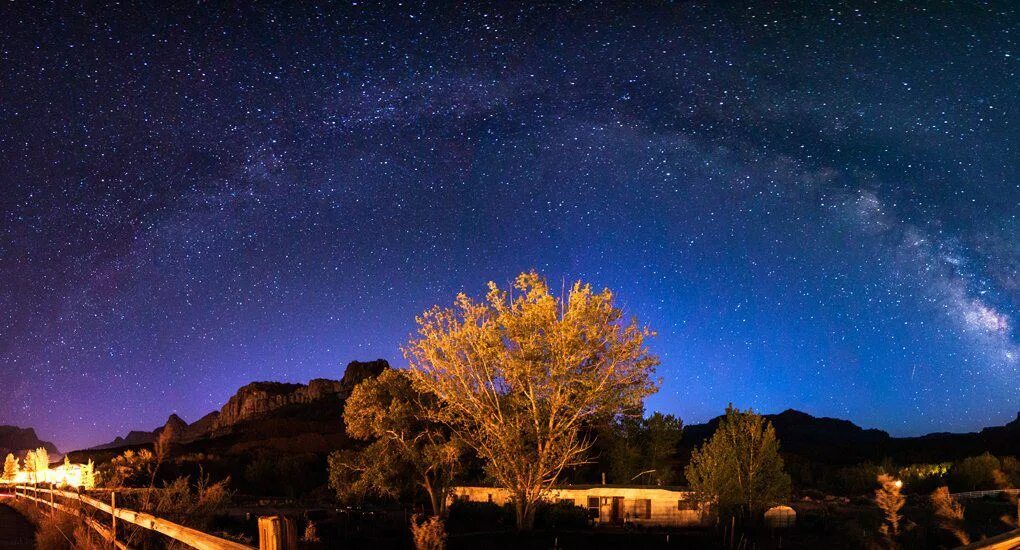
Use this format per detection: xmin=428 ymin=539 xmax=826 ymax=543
xmin=513 ymin=494 xmax=536 ymax=530
xmin=423 ymin=479 xmax=444 ymax=517
xmin=429 ymin=488 xmax=444 ymax=517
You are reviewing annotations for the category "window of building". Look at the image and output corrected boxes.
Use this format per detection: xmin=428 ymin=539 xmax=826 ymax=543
xmin=587 ymin=496 xmax=600 ymax=513
xmin=558 ymin=498 xmax=575 ymax=506
xmin=634 ymin=499 xmax=651 ymax=519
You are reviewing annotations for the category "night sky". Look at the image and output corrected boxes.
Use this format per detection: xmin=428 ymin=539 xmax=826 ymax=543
xmin=1 ymin=2 xmax=1016 ymax=452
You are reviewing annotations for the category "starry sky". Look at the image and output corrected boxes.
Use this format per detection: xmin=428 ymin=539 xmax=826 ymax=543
xmin=1 ymin=1 xmax=1016 ymax=452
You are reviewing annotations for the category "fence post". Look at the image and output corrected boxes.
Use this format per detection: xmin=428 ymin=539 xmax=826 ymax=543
xmin=111 ymin=491 xmax=117 ymax=548
xmin=258 ymin=515 xmax=297 ymax=550
xmin=49 ymin=486 xmax=54 ymax=515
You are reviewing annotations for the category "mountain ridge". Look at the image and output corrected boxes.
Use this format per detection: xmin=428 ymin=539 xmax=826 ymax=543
xmin=0 ymin=425 xmax=60 ymax=460
xmin=681 ymin=408 xmax=1020 ymax=464
xmin=83 ymin=359 xmax=389 ymax=453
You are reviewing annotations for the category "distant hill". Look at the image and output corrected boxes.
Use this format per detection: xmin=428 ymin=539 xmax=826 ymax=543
xmin=72 ymin=359 xmax=389 ymax=461
xmin=69 ymin=362 xmax=1016 ymax=471
xmin=0 ymin=425 xmax=60 ymax=461
xmin=681 ymin=409 xmax=1020 ymax=465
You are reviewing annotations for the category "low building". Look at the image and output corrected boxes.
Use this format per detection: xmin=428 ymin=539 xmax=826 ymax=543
xmin=4 ymin=462 xmax=85 ymax=487
xmin=449 ymin=485 xmax=713 ymax=527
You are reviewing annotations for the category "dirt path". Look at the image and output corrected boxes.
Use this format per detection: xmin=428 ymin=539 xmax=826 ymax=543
xmin=0 ymin=501 xmax=35 ymax=549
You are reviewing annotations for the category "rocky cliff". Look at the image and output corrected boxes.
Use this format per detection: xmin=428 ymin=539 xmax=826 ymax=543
xmin=0 ymin=426 xmax=60 ymax=459
xmin=80 ymin=359 xmax=390 ymax=453
xmin=210 ymin=359 xmax=389 ymax=431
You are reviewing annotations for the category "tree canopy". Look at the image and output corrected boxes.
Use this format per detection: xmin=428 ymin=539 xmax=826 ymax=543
xmin=685 ymin=405 xmax=791 ymax=518
xmin=2 ymin=453 xmax=18 ymax=480
xmin=600 ymin=410 xmax=682 ymax=485
xmin=404 ymin=272 xmax=660 ymax=529
xmin=330 ymin=368 xmax=462 ymax=516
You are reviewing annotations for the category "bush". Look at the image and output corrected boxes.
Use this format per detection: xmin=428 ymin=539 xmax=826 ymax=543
xmin=534 ymin=501 xmax=589 ymax=529
xmin=950 ymin=454 xmax=1002 ymax=491
xmin=410 ymin=514 xmax=446 ymax=550
xmin=930 ymin=486 xmax=969 ymax=546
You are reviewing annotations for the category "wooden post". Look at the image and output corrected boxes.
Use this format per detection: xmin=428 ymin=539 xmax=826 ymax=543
xmin=49 ymin=487 xmax=54 ymax=515
xmin=258 ymin=515 xmax=297 ymax=550
xmin=110 ymin=491 xmax=117 ymax=547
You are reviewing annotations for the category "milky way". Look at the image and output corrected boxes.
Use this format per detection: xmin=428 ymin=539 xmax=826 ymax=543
xmin=1 ymin=1 xmax=1016 ymax=451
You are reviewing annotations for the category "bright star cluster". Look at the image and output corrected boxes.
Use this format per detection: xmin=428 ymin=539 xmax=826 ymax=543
xmin=0 ymin=1 xmax=1016 ymax=451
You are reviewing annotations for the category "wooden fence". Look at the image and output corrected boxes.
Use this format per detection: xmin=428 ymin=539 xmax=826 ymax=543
xmin=13 ymin=484 xmax=256 ymax=550
xmin=955 ymin=528 xmax=1020 ymax=550
xmin=950 ymin=489 xmax=1020 ymax=500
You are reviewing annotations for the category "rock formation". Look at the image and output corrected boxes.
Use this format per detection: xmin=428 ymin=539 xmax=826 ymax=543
xmin=79 ymin=359 xmax=390 ymax=453
xmin=210 ymin=359 xmax=388 ymax=431
xmin=0 ymin=426 xmax=60 ymax=459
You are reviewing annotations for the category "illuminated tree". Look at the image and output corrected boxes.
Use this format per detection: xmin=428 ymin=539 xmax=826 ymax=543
xmin=32 ymin=447 xmax=51 ymax=482
xmin=404 ymin=272 xmax=659 ymax=529
xmin=685 ymin=405 xmax=791 ymax=518
xmin=23 ymin=450 xmax=36 ymax=482
xmin=106 ymin=449 xmax=155 ymax=487
xmin=2 ymin=453 xmax=18 ymax=481
xmin=329 ymin=369 xmax=462 ymax=516
xmin=875 ymin=474 xmax=905 ymax=538
xmin=81 ymin=459 xmax=98 ymax=489
xmin=21 ymin=448 xmax=49 ymax=484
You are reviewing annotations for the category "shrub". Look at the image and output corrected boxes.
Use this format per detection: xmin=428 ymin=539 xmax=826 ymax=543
xmin=410 ymin=514 xmax=446 ymax=550
xmin=930 ymin=486 xmax=969 ymax=546
xmin=535 ymin=501 xmax=589 ymax=529
xmin=874 ymin=474 xmax=904 ymax=538
xmin=302 ymin=520 xmax=321 ymax=542
xmin=950 ymin=454 xmax=1002 ymax=492
xmin=445 ymin=500 xmax=514 ymax=532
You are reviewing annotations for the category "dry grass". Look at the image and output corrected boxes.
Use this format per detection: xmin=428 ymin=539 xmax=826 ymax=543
xmin=7 ymin=497 xmax=97 ymax=550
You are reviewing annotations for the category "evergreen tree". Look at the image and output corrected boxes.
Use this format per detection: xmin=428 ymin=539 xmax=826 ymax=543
xmin=2 ymin=453 xmax=18 ymax=481
xmin=81 ymin=459 xmax=98 ymax=489
xmin=23 ymin=450 xmax=36 ymax=483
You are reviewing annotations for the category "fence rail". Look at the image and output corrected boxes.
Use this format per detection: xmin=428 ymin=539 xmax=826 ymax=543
xmin=955 ymin=528 xmax=1020 ymax=550
xmin=13 ymin=485 xmax=254 ymax=550
xmin=950 ymin=489 xmax=1020 ymax=500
